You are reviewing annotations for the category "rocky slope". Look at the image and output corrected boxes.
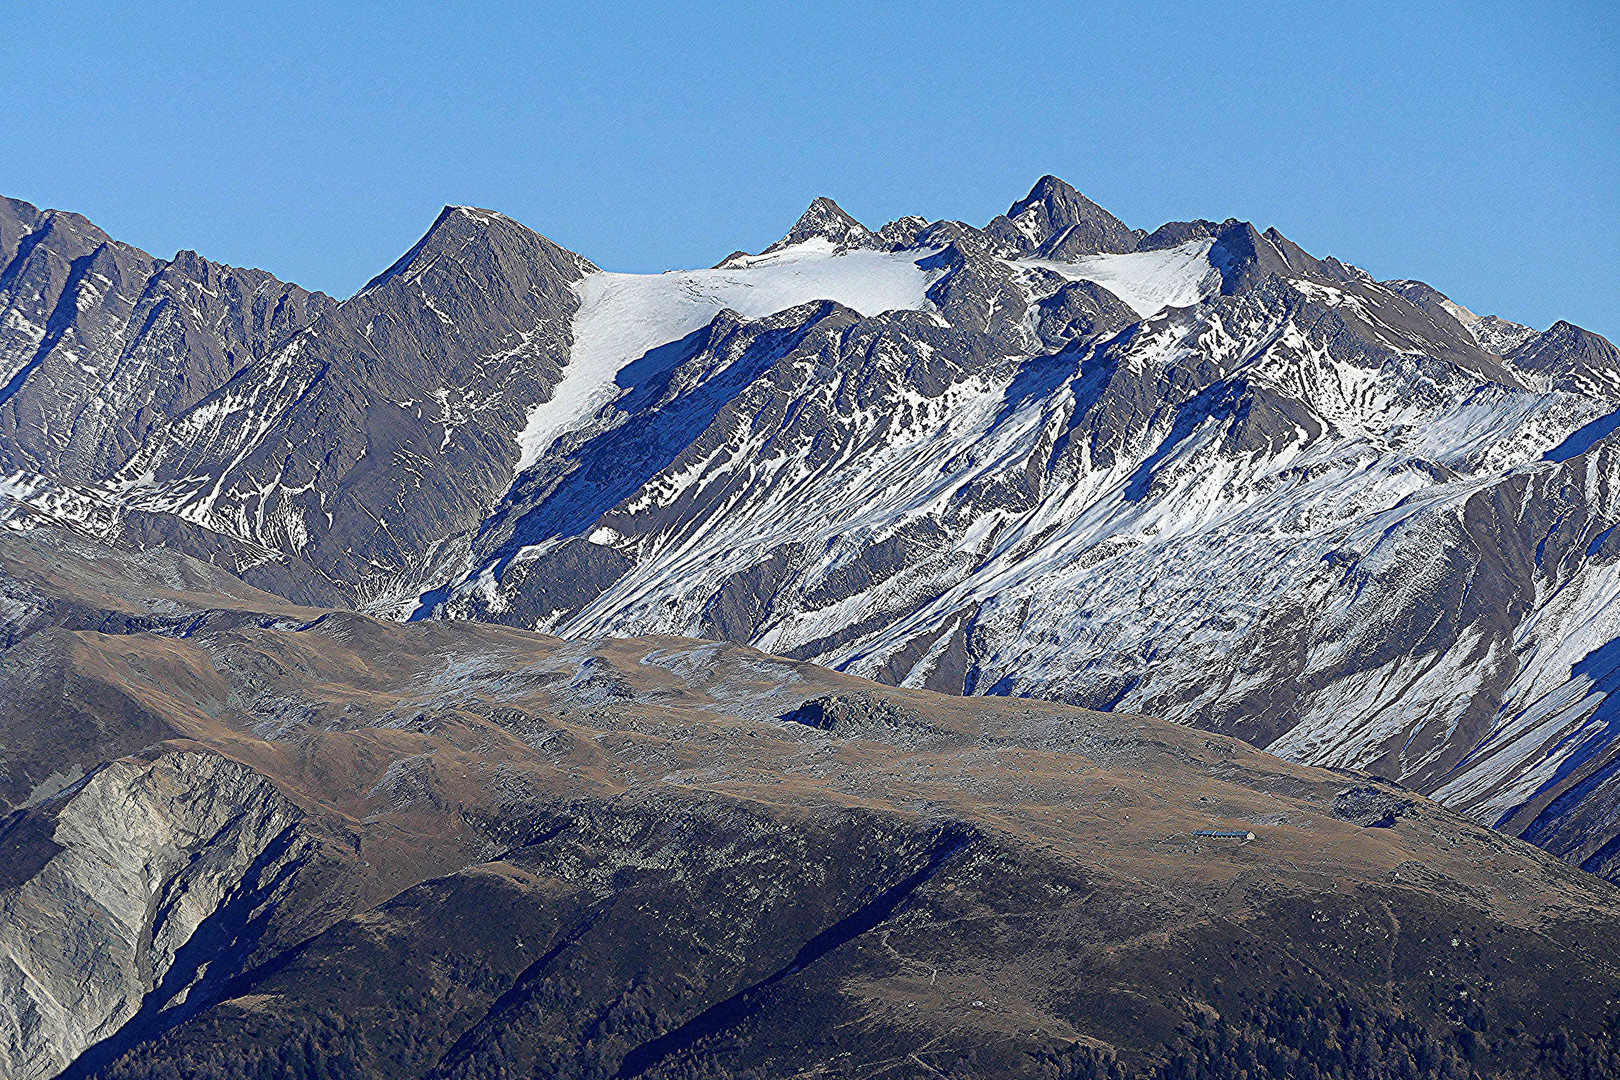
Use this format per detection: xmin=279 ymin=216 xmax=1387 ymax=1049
xmin=3 ymin=179 xmax=1620 ymax=884
xmin=0 ymin=197 xmax=333 ymax=482
xmin=3 ymin=528 xmax=1620 ymax=1079
xmin=1 ymin=200 xmax=595 ymax=609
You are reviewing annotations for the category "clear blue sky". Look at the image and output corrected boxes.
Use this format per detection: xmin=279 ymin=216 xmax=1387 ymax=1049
xmin=2 ymin=1 xmax=1615 ymax=337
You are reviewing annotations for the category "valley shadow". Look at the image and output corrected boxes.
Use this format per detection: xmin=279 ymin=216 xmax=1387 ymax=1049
xmin=1000 ymin=336 xmax=1129 ymax=478
xmin=994 ymin=326 xmax=1136 ymax=432
xmin=613 ymin=827 xmax=972 ymax=1079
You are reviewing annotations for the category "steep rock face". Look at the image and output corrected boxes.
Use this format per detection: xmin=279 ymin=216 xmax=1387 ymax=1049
xmin=100 ymin=207 xmax=597 ymax=611
xmin=0 ymin=203 xmax=597 ymax=613
xmin=0 ymin=197 xmax=333 ymax=481
xmin=0 ymin=751 xmax=309 ymax=1080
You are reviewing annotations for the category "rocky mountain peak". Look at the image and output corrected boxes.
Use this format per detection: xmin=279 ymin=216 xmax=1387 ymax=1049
xmin=0 ymin=197 xmax=120 ymax=290
xmin=761 ymin=196 xmax=873 ymax=254
xmin=873 ymin=214 xmax=930 ymax=250
xmin=357 ymin=205 xmax=595 ymax=298
xmin=986 ymin=174 xmax=1138 ymax=258
xmin=1137 ymin=217 xmax=1235 ymax=251
xmin=1507 ymin=319 xmax=1620 ymax=394
xmin=4 ymin=186 xmax=1620 ymax=937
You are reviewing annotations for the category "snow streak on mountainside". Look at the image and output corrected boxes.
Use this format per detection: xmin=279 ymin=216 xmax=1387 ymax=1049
xmin=3 ymin=178 xmax=1620 ymax=881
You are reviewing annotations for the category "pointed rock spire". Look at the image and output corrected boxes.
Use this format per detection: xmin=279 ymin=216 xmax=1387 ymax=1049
xmin=986 ymin=176 xmax=1138 ymax=258
xmin=762 ymin=197 xmax=872 ymax=254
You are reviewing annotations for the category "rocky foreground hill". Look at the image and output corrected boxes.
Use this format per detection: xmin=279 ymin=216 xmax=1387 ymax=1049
xmin=2 ymin=180 xmax=1618 ymax=883
xmin=2 ymin=527 xmax=1620 ymax=1078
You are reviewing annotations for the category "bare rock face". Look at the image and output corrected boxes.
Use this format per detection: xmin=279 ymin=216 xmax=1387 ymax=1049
xmin=94 ymin=206 xmax=598 ymax=613
xmin=1329 ymin=784 xmax=1415 ymax=828
xmin=0 ymin=200 xmax=596 ymax=615
xmin=0 ymin=197 xmax=334 ymax=482
xmin=0 ymin=751 xmax=306 ymax=1080
xmin=781 ymin=690 xmax=965 ymax=747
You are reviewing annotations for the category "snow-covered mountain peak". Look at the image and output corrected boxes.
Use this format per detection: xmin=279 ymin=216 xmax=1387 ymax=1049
xmin=1506 ymin=319 xmax=1620 ymax=395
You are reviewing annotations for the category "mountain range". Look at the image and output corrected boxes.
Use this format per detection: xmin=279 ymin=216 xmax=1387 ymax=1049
xmin=4 ymin=178 xmax=1619 ymax=883
xmin=7 ymin=177 xmax=1620 ymax=1077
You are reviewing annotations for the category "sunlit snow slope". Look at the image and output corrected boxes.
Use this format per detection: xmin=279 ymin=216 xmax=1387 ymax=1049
xmin=516 ymin=241 xmax=940 ymax=469
xmin=1016 ymin=239 xmax=1222 ymax=316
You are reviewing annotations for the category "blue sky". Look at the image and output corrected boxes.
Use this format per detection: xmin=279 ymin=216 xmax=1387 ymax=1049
xmin=2 ymin=1 xmax=1615 ymax=337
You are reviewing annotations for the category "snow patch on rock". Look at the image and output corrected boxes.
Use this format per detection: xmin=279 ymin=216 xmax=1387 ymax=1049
xmin=514 ymin=242 xmax=943 ymax=471
xmin=1016 ymin=240 xmax=1221 ymax=317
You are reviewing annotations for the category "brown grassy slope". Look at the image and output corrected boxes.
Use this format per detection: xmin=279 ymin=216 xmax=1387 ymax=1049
xmin=1 ymin=528 xmax=1618 ymax=1078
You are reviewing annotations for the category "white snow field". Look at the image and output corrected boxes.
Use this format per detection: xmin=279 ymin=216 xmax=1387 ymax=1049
xmin=514 ymin=240 xmax=941 ymax=470
xmin=1016 ymin=239 xmax=1222 ymax=317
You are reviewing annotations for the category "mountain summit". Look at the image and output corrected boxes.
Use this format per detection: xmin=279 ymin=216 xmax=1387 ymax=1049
xmin=761 ymin=195 xmax=873 ymax=253
xmin=986 ymin=174 xmax=1140 ymax=257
